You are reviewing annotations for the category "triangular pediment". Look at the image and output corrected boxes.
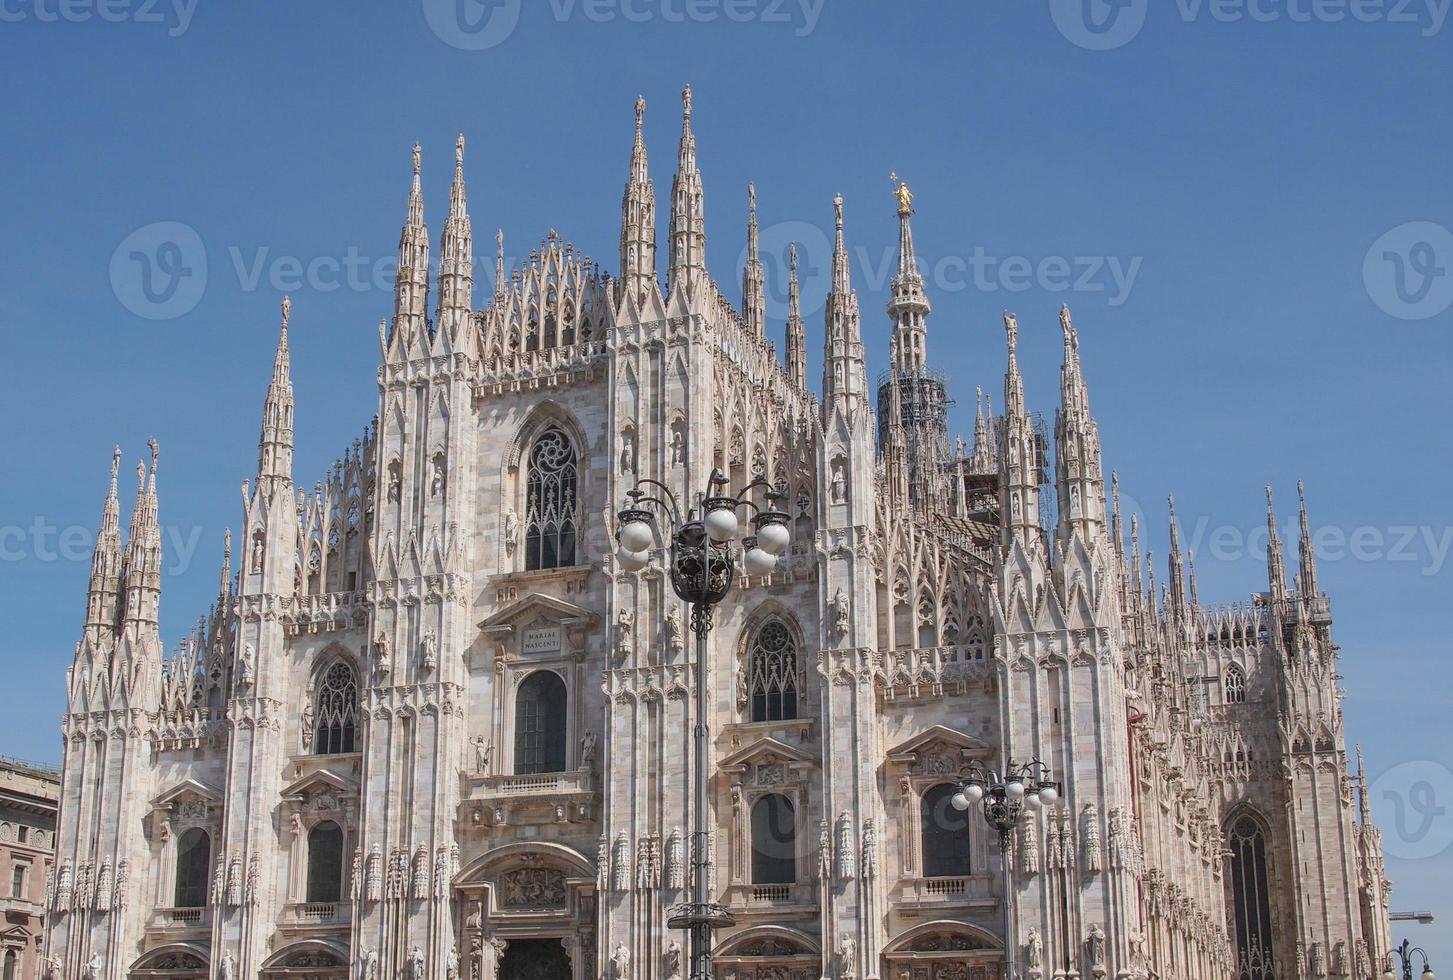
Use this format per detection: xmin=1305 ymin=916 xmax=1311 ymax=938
xmin=280 ymin=766 xmax=357 ymax=802
xmin=885 ymin=725 xmax=992 ymax=767
xmin=719 ymin=736 xmax=819 ymax=773
xmin=150 ymin=777 xmax=222 ymax=810
xmin=479 ymin=593 xmax=600 ymax=632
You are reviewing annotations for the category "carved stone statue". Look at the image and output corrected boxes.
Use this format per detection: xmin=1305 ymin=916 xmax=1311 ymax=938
xmin=446 ymin=949 xmax=460 ymax=980
xmin=861 ymin=818 xmax=877 ymax=880
xmin=1087 ymin=924 xmax=1107 ymax=977
xmin=373 ymin=633 xmax=391 ymax=681
xmin=221 ymin=952 xmax=235 ymax=980
xmin=504 ymin=511 xmax=519 ymax=553
xmin=365 ymin=845 xmax=382 ymax=902
xmin=579 ymin=730 xmax=598 ymax=771
xmin=237 ymin=643 xmax=255 ymax=688
xmin=830 ymin=589 xmax=850 ymax=638
xmin=84 ymin=956 xmax=101 ymax=980
xmin=666 ymin=940 xmax=685 ymax=980
xmin=362 ymin=948 xmax=378 ymax=980
xmin=818 ymin=820 xmax=833 ymax=880
xmin=471 ymin=735 xmax=494 ymax=776
xmin=420 ymin=630 xmax=438 ymax=673
xmin=408 ymin=945 xmax=426 ymax=980
xmin=1028 ymin=929 xmax=1044 ymax=973
xmin=839 ymin=936 xmax=858 ymax=980
xmin=670 ymin=426 xmax=685 ymax=466
xmin=300 ymin=703 xmax=315 ymax=750
xmin=612 ymin=943 xmax=632 ymax=980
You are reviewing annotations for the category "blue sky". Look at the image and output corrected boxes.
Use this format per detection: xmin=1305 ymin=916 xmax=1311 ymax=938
xmin=0 ymin=0 xmax=1449 ymax=954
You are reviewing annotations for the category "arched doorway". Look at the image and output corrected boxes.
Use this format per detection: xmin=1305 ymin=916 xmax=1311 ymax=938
xmin=500 ymin=939 xmax=572 ymax=980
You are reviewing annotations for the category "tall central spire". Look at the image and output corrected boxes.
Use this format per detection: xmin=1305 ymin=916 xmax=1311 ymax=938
xmin=888 ymin=176 xmax=930 ymax=374
xmin=84 ymin=446 xmax=125 ymax=640
xmin=392 ymin=142 xmax=431 ymax=346
xmin=742 ymin=182 xmax=766 ymax=338
xmin=667 ymin=85 xmax=706 ymax=293
xmin=1054 ymin=305 xmax=1105 ymax=542
xmin=257 ymin=296 xmax=294 ymax=485
xmin=1000 ymin=312 xmax=1041 ymax=546
xmin=619 ymin=95 xmax=658 ymax=304
xmin=120 ymin=440 xmax=162 ymax=632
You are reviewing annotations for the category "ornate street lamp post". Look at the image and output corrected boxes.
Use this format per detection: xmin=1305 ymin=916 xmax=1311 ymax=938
xmin=1383 ymin=940 xmax=1436 ymax=980
xmin=952 ymin=760 xmax=1060 ymax=980
xmin=613 ymin=468 xmax=791 ymax=980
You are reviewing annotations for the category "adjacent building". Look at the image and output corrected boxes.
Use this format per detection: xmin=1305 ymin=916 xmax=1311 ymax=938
xmin=2 ymin=759 xmax=59 ymax=980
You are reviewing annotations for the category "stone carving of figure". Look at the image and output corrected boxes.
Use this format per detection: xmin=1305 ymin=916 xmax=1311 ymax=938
xmin=612 ymin=833 xmax=632 ymax=892
xmin=387 ymin=459 xmax=402 ymax=502
xmin=670 ymin=426 xmax=685 ymax=466
xmin=251 ymin=532 xmax=264 ymax=572
xmin=579 ymin=730 xmax=598 ymax=771
xmin=620 ymin=429 xmax=636 ymax=474
xmin=666 ymin=607 xmax=683 ymax=655
xmin=1082 ymin=803 xmax=1102 ymax=874
xmin=365 ymin=845 xmax=382 ymax=902
xmin=831 ymin=589 xmax=850 ymax=639
xmin=373 ymin=633 xmax=391 ymax=681
xmin=221 ymin=952 xmax=235 ymax=980
xmin=861 ymin=818 xmax=877 ymax=881
xmin=818 ymin=820 xmax=833 ymax=881
xmin=1027 ymin=929 xmax=1044 ymax=973
xmin=616 ymin=608 xmax=634 ymax=663
xmin=471 ymin=735 xmax=494 ymax=776
xmin=667 ymin=940 xmax=684 ymax=980
xmin=830 ymin=457 xmax=848 ymax=503
xmin=114 ymin=859 xmax=129 ymax=911
xmin=1354 ymin=941 xmax=1370 ymax=980
xmin=409 ymin=946 xmax=426 ymax=980
xmin=238 ymin=643 xmax=255 ymax=688
xmin=430 ymin=454 xmax=446 ymax=497
xmin=666 ymin=827 xmax=685 ymax=890
xmin=446 ymin=949 xmax=460 ymax=980
xmin=84 ymin=955 xmax=101 ymax=980
xmin=43 ymin=957 xmax=62 ymax=980
xmin=226 ymin=853 xmax=242 ymax=907
xmin=1087 ymin=924 xmax=1107 ymax=977
xmin=611 ymin=943 xmax=632 ymax=980
xmin=839 ymin=936 xmax=858 ymax=980
xmin=504 ymin=511 xmax=519 ymax=553
xmin=411 ymin=844 xmax=430 ymax=899
xmin=362 ymin=948 xmax=378 ymax=980
xmin=420 ymin=630 xmax=438 ymax=673
xmin=212 ymin=860 xmax=225 ymax=906
xmin=836 ymin=812 xmax=857 ymax=881
xmin=300 ymin=703 xmax=315 ymax=750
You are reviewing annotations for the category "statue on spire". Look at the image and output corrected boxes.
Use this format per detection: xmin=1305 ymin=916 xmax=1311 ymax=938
xmin=891 ymin=172 xmax=913 ymax=216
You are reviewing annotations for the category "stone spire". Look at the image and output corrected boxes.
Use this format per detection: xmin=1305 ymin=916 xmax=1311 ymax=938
xmin=436 ymin=134 xmax=474 ymax=330
xmin=887 ymin=175 xmax=930 ymax=374
xmin=1054 ymin=305 xmax=1105 ymax=542
xmin=667 ymin=86 xmax=706 ymax=293
xmin=495 ymin=229 xmax=507 ymax=302
xmin=822 ymin=194 xmax=866 ymax=413
xmin=1167 ymin=495 xmax=1188 ymax=623
xmin=1266 ymin=485 xmax=1288 ymax=602
xmin=1000 ymin=312 xmax=1040 ymax=546
xmin=391 ymin=142 xmax=430 ymax=346
xmin=742 ymin=182 xmax=766 ymax=338
xmin=218 ymin=527 xmax=232 ymax=602
xmin=1297 ymin=480 xmax=1320 ymax=597
xmin=620 ymin=95 xmax=658 ymax=304
xmin=784 ymin=242 xmax=807 ymax=389
xmin=257 ymin=296 xmax=294 ymax=486
xmin=84 ymin=446 xmax=125 ymax=641
xmin=120 ymin=440 xmax=162 ymax=632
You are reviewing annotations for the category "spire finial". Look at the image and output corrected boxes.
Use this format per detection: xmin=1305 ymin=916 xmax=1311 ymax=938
xmin=412 ymin=141 xmax=421 ymax=176
xmin=281 ymin=294 xmax=291 ymax=331
xmin=891 ymin=171 xmax=913 ymax=216
xmin=833 ymin=192 xmax=844 ymax=232
xmin=1004 ymin=312 xmax=1019 ymax=355
xmin=636 ymin=94 xmax=646 ymax=129
xmin=455 ymin=132 xmax=465 ymax=167
xmin=789 ymin=241 xmax=798 ymax=279
xmin=110 ymin=445 xmax=122 ymax=490
xmin=682 ymin=84 xmax=692 ymax=120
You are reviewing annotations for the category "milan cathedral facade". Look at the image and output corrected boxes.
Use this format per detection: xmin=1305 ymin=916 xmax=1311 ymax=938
xmin=44 ymin=89 xmax=1393 ymax=980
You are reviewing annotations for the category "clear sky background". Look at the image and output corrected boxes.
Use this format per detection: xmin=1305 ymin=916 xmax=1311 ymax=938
xmin=0 ymin=0 xmax=1448 ymax=957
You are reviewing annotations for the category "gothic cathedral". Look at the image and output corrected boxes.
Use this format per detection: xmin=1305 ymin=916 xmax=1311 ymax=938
xmin=44 ymin=89 xmax=1392 ymax=980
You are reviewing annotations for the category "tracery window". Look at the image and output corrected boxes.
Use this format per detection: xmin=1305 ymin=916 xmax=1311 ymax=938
xmin=1225 ymin=663 xmax=1247 ymax=704
xmin=515 ymin=671 xmax=568 ymax=775
xmin=524 ymin=428 xmax=578 ymax=571
xmin=748 ymin=622 xmax=798 ymax=723
xmin=750 ymin=794 xmax=796 ymax=885
xmin=174 ymin=828 xmax=210 ymax=909
xmin=306 ymin=821 xmax=344 ymax=903
xmin=921 ymin=783 xmax=973 ymax=878
xmin=314 ymin=661 xmax=358 ymax=756
xmin=1228 ymin=815 xmax=1276 ymax=980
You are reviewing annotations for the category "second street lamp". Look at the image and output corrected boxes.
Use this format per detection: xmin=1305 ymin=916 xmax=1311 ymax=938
xmin=613 ymin=468 xmax=790 ymax=980
xmin=952 ymin=759 xmax=1059 ymax=980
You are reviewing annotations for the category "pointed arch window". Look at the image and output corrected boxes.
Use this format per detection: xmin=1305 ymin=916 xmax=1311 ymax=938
xmin=174 ymin=828 xmax=210 ymax=908
xmin=515 ymin=671 xmax=568 ymax=775
xmin=921 ymin=783 xmax=973 ymax=878
xmin=750 ymin=794 xmax=796 ymax=885
xmin=306 ymin=821 xmax=344 ymax=903
xmin=314 ymin=661 xmax=359 ymax=755
xmin=524 ymin=428 xmax=578 ymax=571
xmin=1228 ymin=815 xmax=1276 ymax=980
xmin=748 ymin=621 xmax=799 ymax=723
xmin=1225 ymin=663 xmax=1247 ymax=704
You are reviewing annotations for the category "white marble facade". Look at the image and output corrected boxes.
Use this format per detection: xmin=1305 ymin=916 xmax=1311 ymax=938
xmin=44 ymin=90 xmax=1391 ymax=980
